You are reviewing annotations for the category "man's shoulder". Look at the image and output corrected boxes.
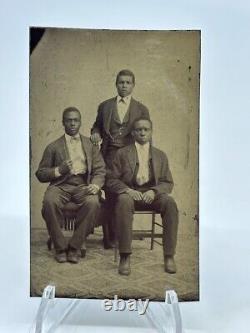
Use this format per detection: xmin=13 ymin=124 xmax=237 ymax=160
xmin=130 ymin=98 xmax=149 ymax=114
xmin=116 ymin=144 xmax=135 ymax=156
xmin=132 ymin=97 xmax=147 ymax=108
xmin=152 ymin=145 xmax=168 ymax=158
xmin=44 ymin=135 xmax=65 ymax=150
xmin=98 ymin=97 xmax=116 ymax=108
xmin=98 ymin=96 xmax=147 ymax=109
xmin=80 ymin=134 xmax=94 ymax=147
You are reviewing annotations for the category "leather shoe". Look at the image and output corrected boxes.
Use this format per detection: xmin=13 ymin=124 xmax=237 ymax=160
xmin=55 ymin=251 xmax=67 ymax=263
xmin=164 ymin=256 xmax=177 ymax=274
xmin=67 ymin=249 xmax=79 ymax=264
xmin=80 ymin=248 xmax=86 ymax=258
xmin=118 ymin=255 xmax=131 ymax=276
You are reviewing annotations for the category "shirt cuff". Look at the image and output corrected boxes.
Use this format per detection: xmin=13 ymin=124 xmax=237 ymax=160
xmin=124 ymin=188 xmax=132 ymax=194
xmin=54 ymin=167 xmax=61 ymax=178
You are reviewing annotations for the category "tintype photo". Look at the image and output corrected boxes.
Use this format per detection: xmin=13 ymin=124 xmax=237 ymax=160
xmin=30 ymin=28 xmax=200 ymax=301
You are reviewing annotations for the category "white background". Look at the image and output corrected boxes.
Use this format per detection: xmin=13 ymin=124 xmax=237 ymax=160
xmin=0 ymin=0 xmax=250 ymax=332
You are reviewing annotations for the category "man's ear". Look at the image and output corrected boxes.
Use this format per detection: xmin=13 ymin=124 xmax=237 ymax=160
xmin=131 ymin=130 xmax=135 ymax=138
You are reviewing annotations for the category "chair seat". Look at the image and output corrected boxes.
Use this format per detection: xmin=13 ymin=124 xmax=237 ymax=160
xmin=114 ymin=209 xmax=163 ymax=262
xmin=62 ymin=202 xmax=80 ymax=219
xmin=62 ymin=202 xmax=80 ymax=212
xmin=135 ymin=210 xmax=155 ymax=214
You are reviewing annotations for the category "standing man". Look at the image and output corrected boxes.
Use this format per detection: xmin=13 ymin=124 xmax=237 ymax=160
xmin=36 ymin=107 xmax=106 ymax=264
xmin=90 ymin=69 xmax=150 ymax=247
xmin=106 ymin=117 xmax=179 ymax=275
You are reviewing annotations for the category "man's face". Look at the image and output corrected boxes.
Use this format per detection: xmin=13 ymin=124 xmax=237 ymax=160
xmin=132 ymin=119 xmax=152 ymax=145
xmin=116 ymin=75 xmax=135 ymax=97
xmin=63 ymin=111 xmax=81 ymax=136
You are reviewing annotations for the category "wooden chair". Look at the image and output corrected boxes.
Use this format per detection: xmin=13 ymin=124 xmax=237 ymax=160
xmin=114 ymin=209 xmax=163 ymax=262
xmin=46 ymin=201 xmax=91 ymax=258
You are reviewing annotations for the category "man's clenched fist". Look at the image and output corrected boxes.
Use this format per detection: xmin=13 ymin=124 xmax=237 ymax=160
xmin=58 ymin=160 xmax=72 ymax=175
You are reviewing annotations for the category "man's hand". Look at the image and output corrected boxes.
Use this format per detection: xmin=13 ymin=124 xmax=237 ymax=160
xmin=90 ymin=133 xmax=102 ymax=145
xmin=72 ymin=185 xmax=88 ymax=203
xmin=58 ymin=160 xmax=72 ymax=175
xmin=86 ymin=184 xmax=100 ymax=195
xmin=142 ymin=190 xmax=155 ymax=204
xmin=126 ymin=189 xmax=143 ymax=201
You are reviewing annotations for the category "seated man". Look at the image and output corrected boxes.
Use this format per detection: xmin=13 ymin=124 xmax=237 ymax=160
xmin=106 ymin=117 xmax=179 ymax=275
xmin=36 ymin=107 xmax=106 ymax=264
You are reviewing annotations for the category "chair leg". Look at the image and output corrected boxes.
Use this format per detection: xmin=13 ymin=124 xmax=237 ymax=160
xmin=114 ymin=242 xmax=118 ymax=263
xmin=151 ymin=213 xmax=156 ymax=250
xmin=47 ymin=237 xmax=52 ymax=251
xmin=102 ymin=222 xmax=110 ymax=249
xmin=113 ymin=219 xmax=118 ymax=262
xmin=70 ymin=218 xmax=73 ymax=231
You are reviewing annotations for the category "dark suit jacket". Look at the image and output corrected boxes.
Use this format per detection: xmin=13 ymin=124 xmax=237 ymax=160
xmin=91 ymin=97 xmax=150 ymax=155
xmin=36 ymin=134 xmax=106 ymax=189
xmin=106 ymin=144 xmax=174 ymax=195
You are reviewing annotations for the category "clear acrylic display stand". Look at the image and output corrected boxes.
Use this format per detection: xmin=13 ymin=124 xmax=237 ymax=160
xmin=30 ymin=285 xmax=183 ymax=333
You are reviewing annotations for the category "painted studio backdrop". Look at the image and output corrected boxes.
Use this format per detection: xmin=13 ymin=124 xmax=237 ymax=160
xmin=30 ymin=28 xmax=200 ymax=301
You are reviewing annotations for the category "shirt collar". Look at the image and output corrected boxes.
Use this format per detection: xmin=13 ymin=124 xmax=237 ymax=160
xmin=64 ymin=132 xmax=80 ymax=143
xmin=135 ymin=141 xmax=150 ymax=151
xmin=117 ymin=94 xmax=132 ymax=104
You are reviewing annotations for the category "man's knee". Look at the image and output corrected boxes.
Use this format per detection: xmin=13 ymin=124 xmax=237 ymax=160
xmin=83 ymin=195 xmax=100 ymax=209
xmin=43 ymin=187 xmax=63 ymax=209
xmin=156 ymin=194 xmax=178 ymax=212
xmin=116 ymin=194 xmax=134 ymax=210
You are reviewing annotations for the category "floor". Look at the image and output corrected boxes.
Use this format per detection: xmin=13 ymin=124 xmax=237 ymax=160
xmin=31 ymin=216 xmax=199 ymax=302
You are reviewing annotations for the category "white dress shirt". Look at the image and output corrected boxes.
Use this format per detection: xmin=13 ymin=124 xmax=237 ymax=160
xmin=135 ymin=142 xmax=150 ymax=185
xmin=55 ymin=133 xmax=87 ymax=177
xmin=116 ymin=95 xmax=132 ymax=123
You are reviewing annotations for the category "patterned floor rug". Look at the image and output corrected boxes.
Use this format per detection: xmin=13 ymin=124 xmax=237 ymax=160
xmin=31 ymin=223 xmax=199 ymax=302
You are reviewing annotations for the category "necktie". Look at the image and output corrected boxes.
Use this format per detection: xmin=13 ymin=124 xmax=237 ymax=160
xmin=70 ymin=136 xmax=80 ymax=143
xmin=118 ymin=98 xmax=127 ymax=122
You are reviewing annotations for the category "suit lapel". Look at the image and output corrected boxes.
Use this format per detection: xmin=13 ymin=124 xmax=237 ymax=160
xmin=103 ymin=98 xmax=116 ymax=134
xmin=80 ymin=135 xmax=92 ymax=173
xmin=127 ymin=98 xmax=138 ymax=126
xmin=113 ymin=107 xmax=122 ymax=124
xmin=151 ymin=146 xmax=160 ymax=184
xmin=56 ymin=135 xmax=69 ymax=160
xmin=122 ymin=107 xmax=130 ymax=124
xmin=103 ymin=97 xmax=139 ymax=133
xmin=127 ymin=145 xmax=137 ymax=174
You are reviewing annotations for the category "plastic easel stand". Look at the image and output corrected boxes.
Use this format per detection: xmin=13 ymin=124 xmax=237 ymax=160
xmin=143 ymin=290 xmax=182 ymax=333
xmin=31 ymin=285 xmax=183 ymax=333
xmin=30 ymin=285 xmax=80 ymax=333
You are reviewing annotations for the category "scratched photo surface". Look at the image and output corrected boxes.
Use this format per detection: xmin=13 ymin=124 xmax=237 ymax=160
xmin=30 ymin=28 xmax=200 ymax=301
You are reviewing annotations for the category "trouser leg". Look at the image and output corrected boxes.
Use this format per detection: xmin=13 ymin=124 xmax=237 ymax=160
xmin=42 ymin=185 xmax=71 ymax=251
xmin=104 ymin=150 xmax=119 ymax=242
xmin=115 ymin=193 xmax=134 ymax=254
xmin=97 ymin=203 xmax=113 ymax=247
xmin=102 ymin=192 xmax=116 ymax=242
xmin=152 ymin=194 xmax=179 ymax=256
xmin=69 ymin=194 xmax=100 ymax=250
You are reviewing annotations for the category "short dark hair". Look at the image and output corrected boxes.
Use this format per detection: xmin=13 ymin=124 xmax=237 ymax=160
xmin=132 ymin=117 xmax=153 ymax=130
xmin=116 ymin=69 xmax=135 ymax=85
xmin=62 ymin=107 xmax=81 ymax=121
